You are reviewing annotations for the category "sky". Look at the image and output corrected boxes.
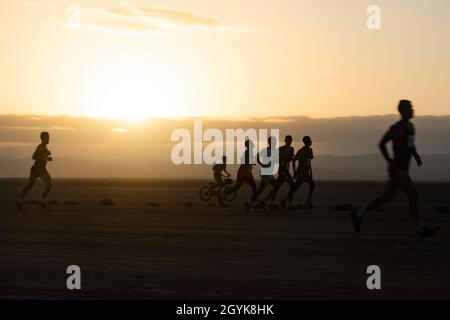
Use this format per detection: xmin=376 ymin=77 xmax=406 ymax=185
xmin=1 ymin=0 xmax=449 ymax=121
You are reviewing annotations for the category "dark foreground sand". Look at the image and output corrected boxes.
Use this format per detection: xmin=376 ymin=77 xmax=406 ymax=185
xmin=0 ymin=179 xmax=449 ymax=299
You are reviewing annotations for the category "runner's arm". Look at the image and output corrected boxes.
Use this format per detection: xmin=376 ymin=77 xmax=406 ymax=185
xmin=379 ymin=128 xmax=394 ymax=164
xmin=309 ymin=153 xmax=313 ymax=179
xmin=412 ymin=151 xmax=422 ymax=166
xmin=410 ymin=145 xmax=423 ymax=166
xmin=292 ymin=158 xmax=298 ymax=177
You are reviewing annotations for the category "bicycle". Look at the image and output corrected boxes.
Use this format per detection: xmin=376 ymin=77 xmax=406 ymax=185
xmin=199 ymin=175 xmax=237 ymax=202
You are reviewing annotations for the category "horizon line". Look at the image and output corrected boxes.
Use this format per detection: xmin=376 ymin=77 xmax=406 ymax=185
xmin=1 ymin=113 xmax=450 ymax=122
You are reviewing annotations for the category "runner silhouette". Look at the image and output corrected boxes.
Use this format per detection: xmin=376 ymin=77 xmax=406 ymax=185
xmin=225 ymin=140 xmax=257 ymax=206
xmin=350 ymin=100 xmax=439 ymax=239
xmin=282 ymin=136 xmax=316 ymax=209
xmin=17 ymin=132 xmax=53 ymax=210
xmin=251 ymin=136 xmax=278 ymax=204
xmin=258 ymin=135 xmax=295 ymax=209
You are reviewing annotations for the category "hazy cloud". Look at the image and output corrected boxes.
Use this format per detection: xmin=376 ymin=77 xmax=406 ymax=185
xmin=83 ymin=6 xmax=229 ymax=36
xmin=1 ymin=114 xmax=450 ymax=156
xmin=85 ymin=14 xmax=163 ymax=36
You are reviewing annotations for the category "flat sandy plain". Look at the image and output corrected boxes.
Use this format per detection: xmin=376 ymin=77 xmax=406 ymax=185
xmin=1 ymin=179 xmax=449 ymax=299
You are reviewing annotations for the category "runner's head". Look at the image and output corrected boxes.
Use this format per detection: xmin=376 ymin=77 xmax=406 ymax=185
xmin=222 ymin=156 xmax=227 ymax=164
xmin=40 ymin=132 xmax=49 ymax=145
xmin=398 ymin=100 xmax=414 ymax=120
xmin=245 ymin=139 xmax=254 ymax=150
xmin=303 ymin=136 xmax=312 ymax=147
xmin=284 ymin=135 xmax=293 ymax=146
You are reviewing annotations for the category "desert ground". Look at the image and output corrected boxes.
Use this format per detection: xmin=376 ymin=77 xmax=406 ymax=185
xmin=0 ymin=178 xmax=449 ymax=299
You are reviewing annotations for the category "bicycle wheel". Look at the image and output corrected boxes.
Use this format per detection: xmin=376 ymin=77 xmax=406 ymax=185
xmin=222 ymin=186 xmax=237 ymax=202
xmin=199 ymin=186 xmax=213 ymax=201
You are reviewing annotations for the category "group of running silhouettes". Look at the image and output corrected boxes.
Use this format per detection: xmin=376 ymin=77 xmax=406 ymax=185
xmin=17 ymin=100 xmax=440 ymax=239
xmin=213 ymin=135 xmax=316 ymax=212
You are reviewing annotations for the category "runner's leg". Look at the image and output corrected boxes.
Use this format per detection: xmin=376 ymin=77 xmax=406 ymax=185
xmin=395 ymin=171 xmax=420 ymax=222
xmin=307 ymin=178 xmax=316 ymax=205
xmin=251 ymin=178 xmax=268 ymax=202
xmin=285 ymin=178 xmax=302 ymax=204
xmin=279 ymin=171 xmax=295 ymax=203
xmin=246 ymin=171 xmax=257 ymax=199
xmin=265 ymin=176 xmax=282 ymax=201
xmin=266 ymin=171 xmax=291 ymax=202
xmin=21 ymin=174 xmax=38 ymax=199
xmin=362 ymin=178 xmax=397 ymax=217
xmin=227 ymin=166 xmax=246 ymax=193
xmin=40 ymin=172 xmax=52 ymax=199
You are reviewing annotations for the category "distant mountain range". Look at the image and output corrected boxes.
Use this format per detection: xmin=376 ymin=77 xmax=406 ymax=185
xmin=1 ymin=114 xmax=450 ymax=180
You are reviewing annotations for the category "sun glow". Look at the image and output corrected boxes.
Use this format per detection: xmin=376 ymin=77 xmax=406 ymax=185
xmin=82 ymin=57 xmax=192 ymax=122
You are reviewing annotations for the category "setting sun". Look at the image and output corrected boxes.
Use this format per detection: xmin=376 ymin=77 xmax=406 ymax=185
xmin=82 ymin=56 xmax=192 ymax=122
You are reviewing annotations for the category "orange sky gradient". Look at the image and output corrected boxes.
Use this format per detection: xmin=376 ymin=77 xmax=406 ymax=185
xmin=1 ymin=0 xmax=449 ymax=121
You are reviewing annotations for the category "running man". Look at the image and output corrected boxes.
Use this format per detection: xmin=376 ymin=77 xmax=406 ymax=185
xmin=350 ymin=100 xmax=439 ymax=239
xmin=17 ymin=132 xmax=53 ymax=210
xmin=258 ymin=135 xmax=295 ymax=208
xmin=212 ymin=156 xmax=231 ymax=187
xmin=224 ymin=140 xmax=257 ymax=207
xmin=282 ymin=136 xmax=316 ymax=208
xmin=251 ymin=136 xmax=278 ymax=203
